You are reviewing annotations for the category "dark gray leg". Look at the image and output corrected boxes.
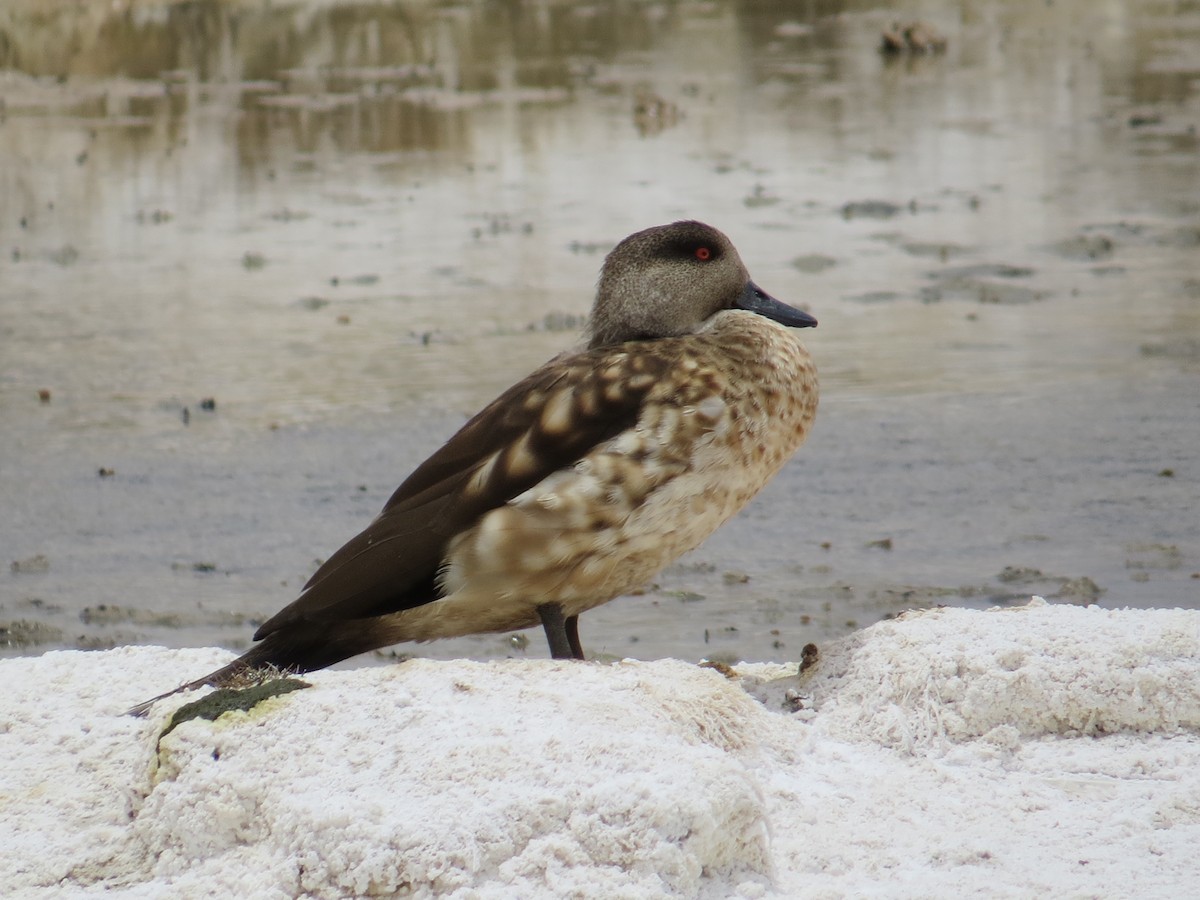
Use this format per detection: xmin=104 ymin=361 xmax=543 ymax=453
xmin=537 ymin=603 xmax=575 ymax=659
xmin=565 ymin=615 xmax=585 ymax=660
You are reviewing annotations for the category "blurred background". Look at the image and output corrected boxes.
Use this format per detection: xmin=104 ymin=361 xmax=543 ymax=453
xmin=1 ymin=0 xmax=1198 ymax=665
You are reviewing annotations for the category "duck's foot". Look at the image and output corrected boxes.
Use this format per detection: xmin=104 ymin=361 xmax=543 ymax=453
xmin=566 ymin=613 xmax=584 ymax=660
xmin=537 ymin=603 xmax=586 ymax=660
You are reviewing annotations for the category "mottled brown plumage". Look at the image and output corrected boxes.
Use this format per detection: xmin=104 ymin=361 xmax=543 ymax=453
xmin=129 ymin=220 xmax=818 ymax=715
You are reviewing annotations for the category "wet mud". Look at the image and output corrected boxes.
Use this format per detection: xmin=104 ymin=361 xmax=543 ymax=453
xmin=1 ymin=0 xmax=1198 ymax=664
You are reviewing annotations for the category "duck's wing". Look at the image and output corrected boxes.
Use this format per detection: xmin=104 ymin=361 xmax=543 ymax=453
xmin=254 ymin=345 xmax=673 ymax=638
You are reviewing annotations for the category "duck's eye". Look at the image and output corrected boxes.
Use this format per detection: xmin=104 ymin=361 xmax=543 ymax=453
xmin=694 ymin=246 xmax=712 ymax=261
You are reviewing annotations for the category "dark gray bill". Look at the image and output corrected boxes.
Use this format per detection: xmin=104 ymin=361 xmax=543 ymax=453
xmin=736 ymin=282 xmax=817 ymax=328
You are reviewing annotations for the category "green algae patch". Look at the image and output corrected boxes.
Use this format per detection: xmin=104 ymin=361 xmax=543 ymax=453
xmin=158 ymin=677 xmax=311 ymax=743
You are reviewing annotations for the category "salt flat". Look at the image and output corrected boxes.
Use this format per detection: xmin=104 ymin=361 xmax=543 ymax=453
xmin=3 ymin=598 xmax=1198 ymax=898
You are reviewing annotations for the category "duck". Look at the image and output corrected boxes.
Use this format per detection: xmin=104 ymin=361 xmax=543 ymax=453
xmin=129 ymin=220 xmax=818 ymax=714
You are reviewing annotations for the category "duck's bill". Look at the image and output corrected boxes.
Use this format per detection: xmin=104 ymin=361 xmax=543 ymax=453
xmin=737 ymin=282 xmax=817 ymax=328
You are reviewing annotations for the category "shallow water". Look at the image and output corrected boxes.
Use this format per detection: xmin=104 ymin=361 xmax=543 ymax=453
xmin=2 ymin=0 xmax=1198 ymax=664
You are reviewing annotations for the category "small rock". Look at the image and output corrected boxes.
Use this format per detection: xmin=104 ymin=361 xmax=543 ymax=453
xmin=529 ymin=312 xmax=587 ymax=333
xmin=997 ymin=566 xmax=1046 ymax=584
xmin=902 ymin=242 xmax=971 ymax=261
xmin=1055 ymin=577 xmax=1104 ymax=602
xmin=845 ymin=291 xmax=901 ymax=304
xmin=743 ymin=185 xmax=780 ymax=208
xmin=1140 ymin=339 xmax=1200 ymax=362
xmin=1125 ymin=544 xmax=1183 ymax=571
xmin=49 ymin=245 xmax=79 ymax=266
xmin=881 ymin=21 xmax=947 ymax=54
xmin=841 ymin=200 xmax=903 ymax=220
xmin=11 ymin=554 xmax=50 ymax=574
xmin=979 ymin=285 xmax=1046 ymax=307
xmin=930 ymin=263 xmax=1035 ymax=281
xmin=699 ymin=660 xmax=739 ymax=679
xmin=791 ymin=254 xmax=837 ymax=274
xmin=0 ymin=619 xmax=63 ymax=647
xmin=632 ymin=87 xmax=680 ymax=137
xmin=799 ymin=643 xmax=820 ymax=673
xmin=1050 ymin=234 xmax=1115 ymax=261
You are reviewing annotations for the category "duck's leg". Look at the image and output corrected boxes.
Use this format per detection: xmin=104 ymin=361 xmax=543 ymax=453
xmin=537 ymin=603 xmax=584 ymax=660
xmin=565 ymin=614 xmax=585 ymax=660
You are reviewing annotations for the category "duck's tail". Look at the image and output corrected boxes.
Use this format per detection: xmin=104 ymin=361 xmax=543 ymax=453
xmin=124 ymin=617 xmax=405 ymax=716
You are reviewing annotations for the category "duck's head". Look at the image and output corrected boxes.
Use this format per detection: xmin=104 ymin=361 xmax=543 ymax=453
xmin=587 ymin=220 xmax=817 ymax=349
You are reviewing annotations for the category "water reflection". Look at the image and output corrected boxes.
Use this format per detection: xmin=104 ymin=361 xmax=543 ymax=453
xmin=3 ymin=1 xmax=1186 ymax=161
xmin=2 ymin=0 xmax=1197 ymax=417
xmin=2 ymin=1 xmax=1196 ymax=216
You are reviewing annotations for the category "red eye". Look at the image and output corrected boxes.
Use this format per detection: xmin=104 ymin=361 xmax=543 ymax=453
xmin=695 ymin=246 xmax=712 ymax=261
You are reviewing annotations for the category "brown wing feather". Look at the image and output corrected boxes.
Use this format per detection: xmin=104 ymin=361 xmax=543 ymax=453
xmin=254 ymin=344 xmax=674 ymax=639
